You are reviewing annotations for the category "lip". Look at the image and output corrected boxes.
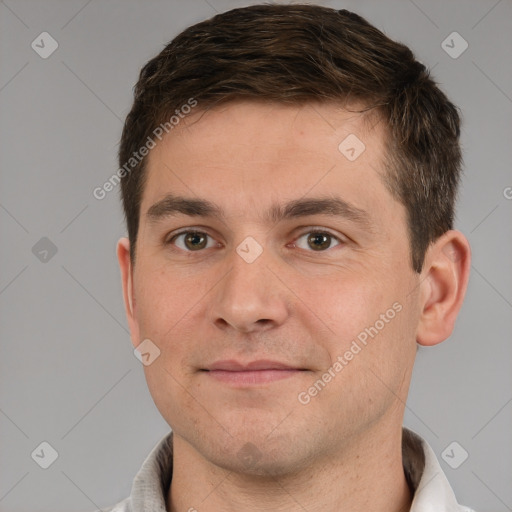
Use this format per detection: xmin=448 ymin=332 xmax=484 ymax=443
xmin=207 ymin=359 xmax=301 ymax=371
xmin=203 ymin=359 xmax=306 ymax=385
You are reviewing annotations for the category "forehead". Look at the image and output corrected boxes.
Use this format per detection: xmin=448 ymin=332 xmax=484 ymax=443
xmin=142 ymin=100 xmax=395 ymax=224
xmin=161 ymin=99 xmax=384 ymax=159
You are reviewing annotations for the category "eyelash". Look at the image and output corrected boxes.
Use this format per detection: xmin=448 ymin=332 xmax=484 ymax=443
xmin=165 ymin=227 xmax=345 ymax=254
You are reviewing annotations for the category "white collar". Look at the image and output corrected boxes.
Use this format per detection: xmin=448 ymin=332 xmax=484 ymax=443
xmin=403 ymin=428 xmax=474 ymax=512
xmin=118 ymin=427 xmax=475 ymax=512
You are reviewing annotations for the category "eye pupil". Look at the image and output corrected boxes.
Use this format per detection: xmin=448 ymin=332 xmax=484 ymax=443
xmin=308 ymin=232 xmax=331 ymax=251
xmin=185 ymin=232 xmax=207 ymax=250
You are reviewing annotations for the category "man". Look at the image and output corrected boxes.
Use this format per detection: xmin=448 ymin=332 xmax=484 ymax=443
xmin=107 ymin=4 xmax=474 ymax=511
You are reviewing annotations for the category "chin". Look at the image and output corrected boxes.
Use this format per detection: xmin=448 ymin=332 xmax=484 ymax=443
xmin=214 ymin=443 xmax=306 ymax=478
xmin=198 ymin=427 xmax=316 ymax=479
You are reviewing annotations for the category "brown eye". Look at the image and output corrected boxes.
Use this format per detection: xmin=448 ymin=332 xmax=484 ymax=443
xmin=169 ymin=231 xmax=214 ymax=251
xmin=294 ymin=230 xmax=342 ymax=252
xmin=184 ymin=232 xmax=208 ymax=250
xmin=307 ymin=232 xmax=332 ymax=251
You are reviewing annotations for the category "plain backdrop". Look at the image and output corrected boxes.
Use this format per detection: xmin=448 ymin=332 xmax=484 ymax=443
xmin=0 ymin=1 xmax=511 ymax=511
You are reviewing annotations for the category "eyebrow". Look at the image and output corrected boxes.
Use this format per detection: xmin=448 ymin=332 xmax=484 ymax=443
xmin=146 ymin=193 xmax=373 ymax=230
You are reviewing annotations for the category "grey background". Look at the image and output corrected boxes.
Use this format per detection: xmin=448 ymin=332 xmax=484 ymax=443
xmin=0 ymin=0 xmax=511 ymax=511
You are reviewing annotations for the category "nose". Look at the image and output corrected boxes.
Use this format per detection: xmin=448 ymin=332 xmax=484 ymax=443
xmin=208 ymin=245 xmax=290 ymax=334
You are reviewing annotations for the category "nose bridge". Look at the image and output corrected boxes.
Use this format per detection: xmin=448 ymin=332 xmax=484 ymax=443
xmin=210 ymin=238 xmax=288 ymax=332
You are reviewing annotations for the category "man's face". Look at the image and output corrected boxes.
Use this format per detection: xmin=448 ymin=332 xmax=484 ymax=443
xmin=123 ymin=101 xmax=422 ymax=474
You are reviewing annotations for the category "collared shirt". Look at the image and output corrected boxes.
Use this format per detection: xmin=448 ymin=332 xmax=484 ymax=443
xmin=98 ymin=428 xmax=475 ymax=512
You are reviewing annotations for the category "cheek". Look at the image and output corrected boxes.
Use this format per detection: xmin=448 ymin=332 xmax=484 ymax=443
xmin=134 ymin=263 xmax=205 ymax=340
xmin=314 ymin=270 xmax=414 ymax=365
xmin=304 ymin=275 xmax=387 ymax=339
xmin=135 ymin=267 xmax=203 ymax=421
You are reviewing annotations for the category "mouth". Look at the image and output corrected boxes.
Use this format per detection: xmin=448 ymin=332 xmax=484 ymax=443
xmin=202 ymin=359 xmax=308 ymax=386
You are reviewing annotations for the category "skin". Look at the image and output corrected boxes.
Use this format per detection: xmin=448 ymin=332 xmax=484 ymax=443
xmin=117 ymin=100 xmax=471 ymax=512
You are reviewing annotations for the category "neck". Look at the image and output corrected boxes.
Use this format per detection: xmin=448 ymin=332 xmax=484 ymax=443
xmin=167 ymin=424 xmax=413 ymax=512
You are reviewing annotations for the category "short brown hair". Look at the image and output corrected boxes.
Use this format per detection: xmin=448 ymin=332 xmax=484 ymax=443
xmin=119 ymin=4 xmax=462 ymax=272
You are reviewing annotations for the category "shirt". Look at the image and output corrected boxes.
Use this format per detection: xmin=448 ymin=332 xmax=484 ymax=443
xmin=98 ymin=428 xmax=476 ymax=512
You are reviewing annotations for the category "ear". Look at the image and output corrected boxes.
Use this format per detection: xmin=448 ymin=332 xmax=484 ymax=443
xmin=416 ymin=230 xmax=471 ymax=346
xmin=117 ymin=237 xmax=140 ymax=348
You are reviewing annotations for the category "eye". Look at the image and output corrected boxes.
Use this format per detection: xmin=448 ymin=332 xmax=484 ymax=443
xmin=292 ymin=229 xmax=342 ymax=252
xmin=166 ymin=228 xmax=344 ymax=254
xmin=167 ymin=230 xmax=218 ymax=252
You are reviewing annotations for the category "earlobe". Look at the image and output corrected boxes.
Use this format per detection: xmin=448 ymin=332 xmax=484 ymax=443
xmin=117 ymin=237 xmax=140 ymax=347
xmin=416 ymin=230 xmax=471 ymax=347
